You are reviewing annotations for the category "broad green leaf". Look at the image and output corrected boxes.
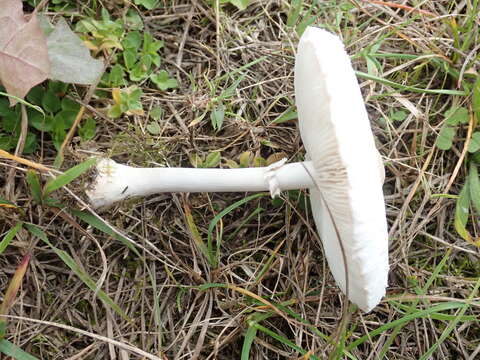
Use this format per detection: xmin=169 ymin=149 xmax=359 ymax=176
xmin=41 ymin=90 xmax=61 ymax=113
xmin=204 ymin=151 xmax=221 ymax=168
xmin=239 ymin=151 xmax=253 ymax=168
xmin=435 ymin=126 xmax=455 ymax=150
xmin=150 ymin=71 xmax=178 ymax=91
xmin=104 ymin=64 xmax=126 ymax=87
xmin=43 ymin=158 xmax=97 ymax=196
xmin=54 ymin=110 xmax=77 ymax=129
xmin=391 ymin=110 xmax=408 ymax=122
xmin=189 ymin=153 xmax=203 ymax=168
xmin=26 ymin=86 xmax=44 ymax=106
xmin=61 ymin=97 xmax=80 ymax=112
xmin=47 ymin=18 xmax=103 ymax=84
xmin=469 ymin=163 xmax=480 ymax=215
xmin=23 ymin=132 xmax=37 ymax=154
xmin=445 ymin=107 xmax=469 ymax=125
xmin=78 ymin=117 xmax=96 ymax=141
xmin=121 ymin=31 xmax=142 ymax=50
xmin=0 ymin=222 xmax=22 ymax=254
xmin=26 ymin=170 xmax=43 ymax=204
xmin=223 ymin=0 xmax=250 ymax=10
xmin=146 ymin=121 xmax=161 ymax=135
xmin=25 ymin=224 xmax=131 ymax=321
xmin=29 ymin=112 xmax=54 ymax=132
xmin=149 ymin=106 xmax=162 ymax=121
xmin=123 ymin=49 xmax=137 ymax=70
xmin=468 ymin=132 xmax=480 ymax=153
xmin=134 ymin=0 xmax=159 ymax=9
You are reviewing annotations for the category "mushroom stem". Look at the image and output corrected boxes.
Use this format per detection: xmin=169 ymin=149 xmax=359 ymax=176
xmin=87 ymin=158 xmax=316 ymax=208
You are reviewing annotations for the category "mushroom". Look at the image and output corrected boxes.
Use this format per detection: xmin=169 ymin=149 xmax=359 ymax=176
xmin=86 ymin=26 xmax=389 ymax=312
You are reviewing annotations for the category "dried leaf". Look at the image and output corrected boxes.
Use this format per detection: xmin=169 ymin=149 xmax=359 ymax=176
xmin=46 ymin=18 xmax=103 ymax=84
xmin=0 ymin=0 xmax=50 ymax=105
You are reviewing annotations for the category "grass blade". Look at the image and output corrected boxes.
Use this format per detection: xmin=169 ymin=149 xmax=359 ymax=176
xmin=184 ymin=203 xmax=213 ymax=266
xmin=43 ymin=158 xmax=97 ymax=196
xmin=26 ymin=170 xmax=43 ymax=204
xmin=0 ymin=223 xmax=22 ymax=255
xmin=347 ymin=302 xmax=467 ymax=350
xmin=0 ymin=339 xmax=39 ymax=360
xmin=419 ymin=278 xmax=480 ymax=360
xmin=25 ymin=224 xmax=131 ymax=322
xmin=70 ymin=209 xmax=140 ymax=256
xmin=207 ymin=193 xmax=266 ymax=268
xmin=0 ymin=254 xmax=30 ymax=339
xmin=356 ymin=71 xmax=467 ymax=95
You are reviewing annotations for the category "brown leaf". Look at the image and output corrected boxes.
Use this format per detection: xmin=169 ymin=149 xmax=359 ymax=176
xmin=0 ymin=0 xmax=50 ymax=106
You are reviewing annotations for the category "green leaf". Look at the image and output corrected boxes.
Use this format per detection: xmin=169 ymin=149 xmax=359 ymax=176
xmin=29 ymin=113 xmax=53 ymax=132
xmin=0 ymin=339 xmax=38 ymax=360
xmin=0 ymin=223 xmax=22 ymax=255
xmin=42 ymin=90 xmax=62 ymax=113
xmin=189 ymin=153 xmax=203 ymax=168
xmin=454 ymin=181 xmax=472 ymax=242
xmin=445 ymin=107 xmax=469 ymax=125
xmin=123 ymin=49 xmax=138 ymax=69
xmin=469 ymin=163 xmax=480 ymax=215
xmin=468 ymin=132 xmax=480 ymax=153
xmin=184 ymin=205 xmax=212 ymax=265
xmin=210 ymin=103 xmax=225 ymax=131
xmin=25 ymin=224 xmax=131 ymax=322
xmin=150 ymin=70 xmax=178 ymax=91
xmin=78 ymin=117 xmax=96 ymax=141
xmin=435 ymin=126 xmax=455 ymax=150
xmin=146 ymin=121 xmax=161 ymax=135
xmin=43 ymin=158 xmax=97 ymax=196
xmin=287 ymin=0 xmax=303 ymax=27
xmin=134 ymin=0 xmax=159 ymax=9
xmin=122 ymin=31 xmax=142 ymax=50
xmin=391 ymin=110 xmax=408 ymax=122
xmin=23 ymin=132 xmax=37 ymax=154
xmin=272 ymin=107 xmax=297 ymax=124
xmin=207 ymin=193 xmax=266 ymax=267
xmin=54 ymin=110 xmax=77 ymax=129
xmin=149 ymin=106 xmax=162 ymax=121
xmin=61 ymin=98 xmax=80 ymax=112
xmin=107 ymin=103 xmax=123 ymax=118
xmin=70 ymin=210 xmax=140 ymax=256
xmin=0 ymin=135 xmax=15 ymax=151
xmin=26 ymin=86 xmax=45 ymax=106
xmin=2 ymin=111 xmax=19 ymax=132
xmin=105 ymin=64 xmax=126 ymax=87
xmin=224 ymin=0 xmax=250 ymax=10
xmin=204 ymin=151 xmax=221 ymax=168
xmin=26 ymin=171 xmax=43 ymax=204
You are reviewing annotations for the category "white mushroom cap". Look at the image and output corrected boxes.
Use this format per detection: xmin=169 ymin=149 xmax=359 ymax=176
xmin=294 ymin=26 xmax=389 ymax=312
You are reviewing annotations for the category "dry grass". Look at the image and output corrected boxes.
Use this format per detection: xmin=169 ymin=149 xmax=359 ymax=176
xmin=1 ymin=0 xmax=480 ymax=359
